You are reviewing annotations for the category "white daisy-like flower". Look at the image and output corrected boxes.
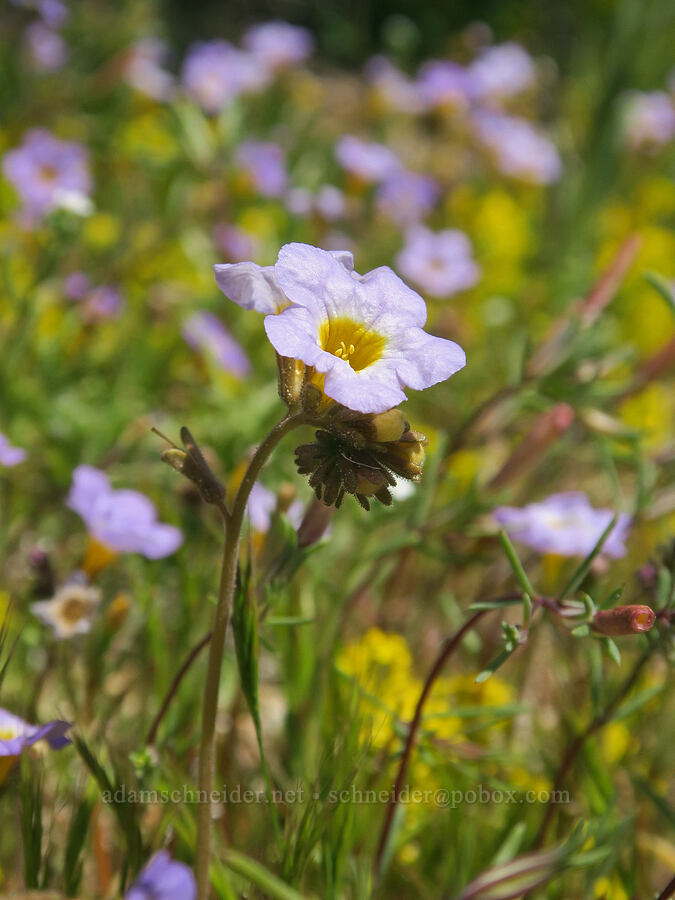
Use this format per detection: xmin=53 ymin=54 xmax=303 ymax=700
xmin=31 ymin=582 xmax=102 ymax=639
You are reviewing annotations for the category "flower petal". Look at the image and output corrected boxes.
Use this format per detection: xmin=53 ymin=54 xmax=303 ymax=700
xmin=391 ymin=328 xmax=466 ymax=391
xmin=214 ymin=262 xmax=287 ymax=314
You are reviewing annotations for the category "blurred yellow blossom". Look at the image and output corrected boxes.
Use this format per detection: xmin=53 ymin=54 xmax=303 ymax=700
xmin=593 ymin=875 xmax=628 ymax=900
xmin=83 ymin=212 xmax=122 ymax=249
xmin=620 ymin=383 xmax=675 ymax=449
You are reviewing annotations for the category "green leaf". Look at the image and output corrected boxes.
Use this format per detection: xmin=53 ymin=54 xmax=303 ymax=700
xmin=231 ymin=562 xmax=281 ymax=842
xmin=476 ymin=647 xmax=516 ymax=683
xmin=20 ymin=759 xmax=43 ymax=889
xmin=64 ymin=794 xmax=94 ymax=896
xmin=266 ymin=616 xmax=315 ymax=627
xmin=221 ymin=848 xmax=312 ymax=900
xmin=613 ymin=684 xmax=665 ymax=720
xmin=557 ymin=515 xmax=618 ymax=600
xmin=498 ymin=530 xmax=536 ymax=600
xmin=603 ymin=637 xmax=621 ymax=665
xmin=73 ymin=735 xmax=143 ymax=881
xmin=644 ymin=271 xmax=675 ymax=318
xmin=491 ymin=821 xmax=528 ymax=866
xmin=631 ymin=775 xmax=675 ymax=829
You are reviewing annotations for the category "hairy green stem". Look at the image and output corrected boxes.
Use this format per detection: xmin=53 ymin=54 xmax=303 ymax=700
xmin=194 ymin=413 xmax=308 ymax=900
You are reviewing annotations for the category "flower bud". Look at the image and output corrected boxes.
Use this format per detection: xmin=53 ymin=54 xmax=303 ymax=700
xmin=297 ymin=498 xmax=335 ymax=548
xmin=592 ymin=604 xmax=656 ymax=636
xmin=277 ymin=354 xmax=306 ymax=410
xmin=360 ymin=409 xmax=409 ymax=443
xmin=159 ymin=427 xmax=226 ymax=507
xmin=381 ymin=430 xmax=428 ymax=480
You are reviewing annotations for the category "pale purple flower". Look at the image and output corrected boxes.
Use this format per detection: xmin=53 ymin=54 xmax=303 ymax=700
xmin=416 ymin=60 xmax=473 ymax=111
xmin=0 ymin=708 xmax=71 ymax=758
xmin=286 ymin=185 xmax=346 ymax=219
xmin=469 ymin=42 xmax=535 ymax=101
xmin=286 ymin=187 xmax=314 ymax=216
xmin=365 ymin=56 xmax=425 ymax=114
xmin=214 ymin=249 xmax=356 ymax=315
xmin=335 ymin=136 xmax=401 ymax=183
xmin=213 ymin=223 xmax=260 ymax=262
xmin=236 ymin=141 xmax=287 ymax=198
xmin=396 ymin=226 xmax=480 ymax=298
xmin=246 ymin=482 xmax=276 ymax=533
xmin=124 ymin=38 xmax=175 ymax=101
xmin=126 ymin=850 xmax=196 ymax=900
xmin=11 ymin=0 xmax=68 ymax=27
xmin=25 ymin=21 xmax=67 ymax=71
xmin=315 ymin=185 xmax=346 ymax=220
xmin=261 ymin=243 xmax=466 ymax=413
xmin=495 ymin=493 xmax=632 ymax=559
xmin=83 ymin=285 xmax=123 ymax=322
xmin=0 ymin=433 xmax=27 ymax=466
xmin=182 ymin=311 xmax=250 ymax=377
xmin=67 ymin=465 xmax=183 ymax=559
xmin=622 ymin=91 xmax=675 ymax=149
xmin=375 ymin=170 xmax=439 ymax=226
xmin=63 ymin=271 xmax=92 ymax=301
xmin=37 ymin=0 xmax=67 ymax=27
xmin=242 ymin=20 xmax=314 ymax=72
xmin=182 ymin=40 xmax=265 ymax=113
xmin=2 ymin=129 xmax=91 ymax=222
xmin=473 ymin=112 xmax=562 ymax=184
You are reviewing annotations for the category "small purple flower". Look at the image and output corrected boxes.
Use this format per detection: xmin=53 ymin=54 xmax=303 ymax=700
xmin=67 ymin=465 xmax=183 ymax=559
xmin=495 ymin=492 xmax=632 ymax=559
xmin=124 ymin=38 xmax=175 ymax=101
xmin=0 ymin=433 xmax=27 ymax=466
xmin=37 ymin=0 xmax=68 ymax=27
xmin=126 ymin=850 xmax=196 ymax=900
xmin=182 ymin=40 xmax=265 ymax=114
xmin=473 ymin=112 xmax=562 ymax=184
xmin=416 ymin=60 xmax=474 ymax=111
xmin=469 ymin=42 xmax=535 ymax=101
xmin=213 ymin=223 xmax=261 ymax=262
xmin=375 ymin=170 xmax=440 ymax=226
xmin=242 ymin=20 xmax=313 ymax=72
xmin=25 ymin=21 xmax=67 ymax=71
xmin=83 ymin=285 xmax=123 ymax=322
xmin=396 ymin=226 xmax=480 ymax=298
xmin=63 ymin=271 xmax=92 ymax=301
xmin=182 ymin=311 xmax=250 ymax=377
xmin=622 ymin=91 xmax=675 ymax=149
xmin=11 ymin=0 xmax=68 ymax=27
xmin=285 ymin=186 xmax=314 ymax=216
xmin=335 ymin=135 xmax=401 ymax=184
xmin=365 ymin=56 xmax=425 ymax=114
xmin=315 ymin=185 xmax=346 ymax=220
xmin=261 ymin=243 xmax=466 ymax=414
xmin=236 ymin=141 xmax=287 ymax=198
xmin=246 ymin=482 xmax=276 ymax=533
xmin=0 ymin=708 xmax=72 ymax=758
xmin=2 ymin=129 xmax=91 ymax=223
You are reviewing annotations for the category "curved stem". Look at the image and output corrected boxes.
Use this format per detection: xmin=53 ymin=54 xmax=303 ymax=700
xmin=532 ymin=648 xmax=651 ymax=849
xmin=194 ymin=413 xmax=309 ymax=900
xmin=146 ymin=631 xmax=212 ymax=747
xmin=373 ymin=608 xmax=489 ymax=880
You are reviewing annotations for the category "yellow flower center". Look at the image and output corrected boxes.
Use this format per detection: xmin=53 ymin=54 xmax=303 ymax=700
xmin=318 ymin=317 xmax=386 ymax=371
xmin=0 ymin=729 xmax=17 ymax=741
